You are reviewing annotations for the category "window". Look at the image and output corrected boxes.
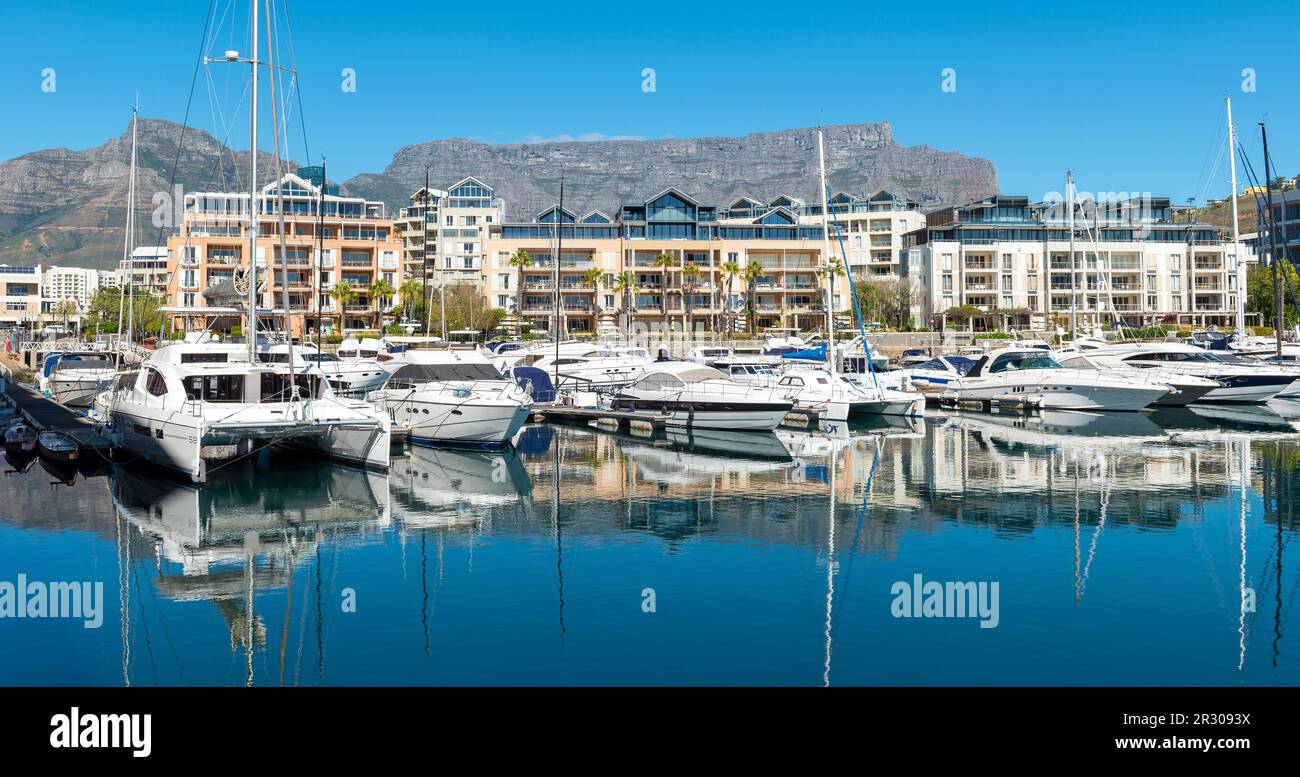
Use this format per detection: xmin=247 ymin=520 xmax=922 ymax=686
xmin=145 ymin=369 xmax=168 ymax=396
xmin=1002 ymin=253 xmax=1012 ymax=270
xmin=445 ymin=215 xmax=453 ymax=226
xmin=498 ymin=295 xmax=509 ymax=308
xmin=498 ymin=274 xmax=510 ymax=289
xmin=185 ymin=374 xmax=245 ymax=402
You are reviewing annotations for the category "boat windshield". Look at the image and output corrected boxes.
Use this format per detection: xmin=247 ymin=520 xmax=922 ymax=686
xmin=988 ymin=353 xmax=1063 ymax=373
xmin=389 ymin=362 xmax=503 ymax=384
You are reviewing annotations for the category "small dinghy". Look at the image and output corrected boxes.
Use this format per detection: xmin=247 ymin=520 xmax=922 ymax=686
xmin=37 ymin=430 xmax=79 ymax=463
xmin=38 ymin=455 xmax=78 ymax=486
xmin=4 ymin=422 xmax=37 ymax=455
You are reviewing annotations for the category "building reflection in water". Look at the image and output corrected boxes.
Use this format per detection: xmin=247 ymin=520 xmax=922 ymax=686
xmin=93 ymin=406 xmax=1300 ymax=684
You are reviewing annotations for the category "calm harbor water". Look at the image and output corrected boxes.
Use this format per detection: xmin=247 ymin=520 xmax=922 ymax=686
xmin=2 ymin=404 xmax=1299 ymax=686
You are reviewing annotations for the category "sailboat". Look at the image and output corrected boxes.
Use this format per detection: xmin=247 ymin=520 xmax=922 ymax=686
xmin=809 ymin=129 xmax=924 ymax=419
xmin=99 ymin=0 xmax=392 ymax=482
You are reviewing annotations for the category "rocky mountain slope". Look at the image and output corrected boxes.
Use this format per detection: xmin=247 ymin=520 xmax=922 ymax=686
xmin=0 ymin=120 xmax=997 ymax=269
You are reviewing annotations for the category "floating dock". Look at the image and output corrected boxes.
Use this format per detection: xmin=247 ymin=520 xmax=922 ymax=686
xmin=531 ymin=403 xmax=824 ymax=430
xmin=3 ymin=383 xmax=114 ymax=453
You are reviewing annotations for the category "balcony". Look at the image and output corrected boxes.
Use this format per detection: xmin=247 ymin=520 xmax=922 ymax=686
xmin=343 ymin=303 xmax=371 ymax=312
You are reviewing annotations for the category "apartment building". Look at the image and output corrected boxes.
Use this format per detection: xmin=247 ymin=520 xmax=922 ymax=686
xmin=1260 ymin=189 xmax=1300 ymax=266
xmin=165 ymin=170 xmax=403 ymax=336
xmin=484 ymin=187 xmax=877 ymax=335
xmin=0 ymin=265 xmax=42 ymax=328
xmin=42 ymin=265 xmax=101 ymax=309
xmin=121 ymin=246 xmax=172 ymax=298
xmin=901 ymin=195 xmax=1249 ymax=331
xmin=394 ymin=177 xmax=503 ymax=303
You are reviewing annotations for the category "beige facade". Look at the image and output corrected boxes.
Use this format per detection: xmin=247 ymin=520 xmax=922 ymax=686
xmin=480 ymin=188 xmax=926 ymax=336
xmin=903 ymin=195 xmax=1250 ymax=330
xmin=165 ymin=172 xmax=402 ymax=337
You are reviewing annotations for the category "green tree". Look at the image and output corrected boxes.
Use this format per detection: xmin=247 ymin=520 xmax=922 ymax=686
xmin=1247 ymin=263 xmax=1300 ymax=329
xmin=582 ymin=267 xmax=604 ymax=314
xmin=330 ymin=280 xmax=357 ymax=329
xmin=681 ymin=262 xmax=701 ymax=333
xmin=743 ymin=259 xmax=764 ymax=334
xmin=368 ymin=278 xmax=396 ymax=329
xmin=508 ymin=250 xmax=534 ymax=337
xmin=398 ymin=277 xmax=422 ymax=322
xmin=652 ymin=251 xmax=679 ymax=326
xmin=85 ymin=286 xmax=165 ymax=337
xmin=720 ymin=258 xmax=742 ymax=335
xmin=612 ymin=271 xmax=638 ymax=336
xmin=815 ymin=258 xmax=845 ymax=333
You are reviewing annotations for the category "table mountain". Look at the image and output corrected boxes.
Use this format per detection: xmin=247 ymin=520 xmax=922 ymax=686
xmin=344 ymin=122 xmax=997 ymax=220
xmin=0 ymin=119 xmax=996 ymax=269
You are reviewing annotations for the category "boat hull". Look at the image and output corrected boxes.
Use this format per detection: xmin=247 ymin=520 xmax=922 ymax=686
xmin=389 ymin=397 xmax=530 ymax=447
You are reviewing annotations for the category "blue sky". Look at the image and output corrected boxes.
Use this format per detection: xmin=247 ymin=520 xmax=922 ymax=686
xmin=1 ymin=0 xmax=1296 ymax=203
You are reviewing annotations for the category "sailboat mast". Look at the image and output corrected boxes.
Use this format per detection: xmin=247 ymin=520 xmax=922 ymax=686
xmin=1227 ymin=97 xmax=1246 ymax=340
xmin=127 ymin=104 xmax=138 ymax=347
xmin=1261 ymin=123 xmax=1283 ymax=356
xmin=1067 ymin=171 xmax=1076 ymax=341
xmin=247 ymin=0 xmax=260 ymax=364
xmin=817 ymin=129 xmax=835 ymax=374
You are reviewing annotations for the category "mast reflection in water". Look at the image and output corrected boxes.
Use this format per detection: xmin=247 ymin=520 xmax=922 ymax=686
xmin=1 ymin=410 xmax=1298 ymax=686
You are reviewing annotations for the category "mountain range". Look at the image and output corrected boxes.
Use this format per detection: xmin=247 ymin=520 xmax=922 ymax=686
xmin=0 ymin=120 xmax=998 ymax=270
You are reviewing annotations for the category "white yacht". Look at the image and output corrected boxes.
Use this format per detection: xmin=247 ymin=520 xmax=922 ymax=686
xmin=775 ymin=367 xmax=924 ymax=419
xmin=99 ymin=341 xmax=392 ymax=482
xmin=259 ymin=341 xmax=391 ymax=396
xmin=610 ymin=361 xmax=795 ymax=431
xmin=493 ymin=342 xmax=651 ymax=390
xmin=1101 ymin=342 xmax=1296 ymax=403
xmin=1052 ymin=350 xmax=1220 ymax=406
xmin=39 ymin=351 xmax=117 ymax=407
xmin=368 ymin=349 xmax=532 ymax=448
xmin=708 ymin=356 xmax=782 ymax=385
xmin=941 ymin=347 xmax=1171 ymax=411
xmin=902 ymin=355 xmax=979 ymax=398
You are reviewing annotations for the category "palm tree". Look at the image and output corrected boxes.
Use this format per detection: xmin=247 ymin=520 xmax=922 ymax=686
xmin=743 ymin=259 xmax=764 ymax=335
xmin=398 ymin=277 xmax=422 ymax=323
xmin=652 ymin=251 xmax=678 ymax=330
xmin=581 ymin=267 xmax=604 ymax=334
xmin=612 ymin=271 xmax=638 ymax=337
xmin=508 ymin=250 xmax=533 ymax=337
xmin=681 ymin=263 xmax=701 ymax=334
xmin=719 ymin=258 xmax=742 ymax=336
xmin=330 ymin=281 xmax=357 ymax=330
xmin=817 ymin=258 xmax=845 ymax=334
xmin=369 ymin=278 xmax=396 ymax=332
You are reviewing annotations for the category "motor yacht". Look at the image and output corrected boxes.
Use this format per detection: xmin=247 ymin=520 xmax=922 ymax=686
xmin=367 ymin=349 xmax=532 ymax=448
xmin=493 ymin=342 xmax=651 ymax=391
xmin=1100 ymin=342 xmax=1296 ymax=403
xmin=774 ymin=367 xmax=924 ymax=419
xmin=941 ymin=348 xmax=1171 ymax=411
xmin=902 ymin=355 xmax=978 ymax=398
xmin=610 ymin=361 xmax=795 ymax=431
xmin=39 ymin=351 xmax=117 ymax=407
xmin=259 ymin=341 xmax=391 ymax=396
xmin=707 ymin=356 xmax=783 ymax=385
xmin=98 ymin=341 xmax=392 ymax=482
xmin=1052 ymin=350 xmax=1220 ymax=406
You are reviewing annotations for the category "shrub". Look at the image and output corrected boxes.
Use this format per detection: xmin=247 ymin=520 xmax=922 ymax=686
xmin=974 ymin=331 xmax=1013 ymax=340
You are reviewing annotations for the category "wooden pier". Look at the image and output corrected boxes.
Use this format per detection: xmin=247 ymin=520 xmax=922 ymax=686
xmin=3 ymin=383 xmax=113 ymax=452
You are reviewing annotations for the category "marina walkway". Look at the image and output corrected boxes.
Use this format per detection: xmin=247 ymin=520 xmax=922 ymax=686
xmin=3 ymin=383 xmax=113 ymax=452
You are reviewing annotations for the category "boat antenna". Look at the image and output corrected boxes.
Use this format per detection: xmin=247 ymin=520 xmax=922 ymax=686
xmin=115 ymin=103 xmax=138 ymax=368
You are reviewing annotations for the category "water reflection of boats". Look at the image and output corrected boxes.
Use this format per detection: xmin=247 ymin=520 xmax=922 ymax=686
xmin=1184 ymin=403 xmax=1300 ymax=434
xmin=38 ymin=455 xmax=78 ymax=486
xmin=622 ymin=428 xmax=794 ymax=484
xmin=949 ymin=409 xmax=1170 ymax=450
xmin=110 ymin=453 xmax=391 ymax=581
xmin=392 ymin=446 xmax=531 ymax=528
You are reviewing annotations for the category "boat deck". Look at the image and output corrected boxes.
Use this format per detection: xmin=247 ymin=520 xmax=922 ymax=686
xmin=3 ymin=383 xmax=113 ymax=452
